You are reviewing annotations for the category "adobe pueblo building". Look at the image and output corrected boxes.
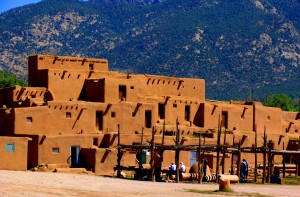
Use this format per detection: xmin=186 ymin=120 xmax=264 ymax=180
xmin=0 ymin=54 xmax=299 ymax=180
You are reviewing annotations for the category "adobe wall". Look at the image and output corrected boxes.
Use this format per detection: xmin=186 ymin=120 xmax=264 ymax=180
xmin=254 ymin=105 xmax=282 ymax=133
xmin=0 ymin=86 xmax=47 ymax=108
xmin=93 ymin=148 xmax=136 ymax=176
xmin=0 ymin=108 xmax=15 ymax=136
xmin=37 ymin=134 xmax=95 ymax=166
xmin=203 ymin=101 xmax=254 ymax=131
xmin=133 ymin=75 xmax=205 ymax=100
xmin=0 ymin=136 xmax=30 ymax=170
xmin=281 ymin=111 xmax=300 ymax=134
xmin=28 ymin=55 xmax=108 ymax=86
xmin=13 ymin=103 xmax=101 ymax=135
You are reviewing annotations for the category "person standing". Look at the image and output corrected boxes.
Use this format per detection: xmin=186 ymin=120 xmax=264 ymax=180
xmin=242 ymin=159 xmax=249 ymax=181
xmin=168 ymin=162 xmax=176 ymax=179
xmin=179 ymin=162 xmax=186 ymax=173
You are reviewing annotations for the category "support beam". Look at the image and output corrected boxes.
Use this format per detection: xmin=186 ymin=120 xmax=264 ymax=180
xmin=117 ymin=124 xmax=121 ymax=178
xmin=175 ymin=118 xmax=180 ymax=183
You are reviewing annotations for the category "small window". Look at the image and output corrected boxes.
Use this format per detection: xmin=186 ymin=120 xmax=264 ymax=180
xmin=130 ymin=86 xmax=134 ymax=90
xmin=6 ymin=143 xmax=15 ymax=152
xmin=26 ymin=117 xmax=32 ymax=123
xmin=119 ymin=85 xmax=127 ymax=101
xmin=89 ymin=63 xmax=94 ymax=70
xmin=52 ymin=148 xmax=59 ymax=154
xmin=267 ymin=116 xmax=271 ymax=120
xmin=66 ymin=112 xmax=71 ymax=119
xmin=93 ymin=138 xmax=98 ymax=146
xmin=173 ymin=104 xmax=177 ymax=108
xmin=111 ymin=112 xmax=116 ymax=118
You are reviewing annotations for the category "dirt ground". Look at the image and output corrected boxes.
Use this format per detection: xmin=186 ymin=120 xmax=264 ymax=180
xmin=0 ymin=170 xmax=300 ymax=197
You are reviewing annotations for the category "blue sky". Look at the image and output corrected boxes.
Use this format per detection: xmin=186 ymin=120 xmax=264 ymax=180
xmin=0 ymin=0 xmax=42 ymax=13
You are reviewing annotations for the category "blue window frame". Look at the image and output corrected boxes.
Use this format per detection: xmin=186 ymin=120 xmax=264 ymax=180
xmin=190 ymin=151 xmax=197 ymax=166
xmin=6 ymin=143 xmax=15 ymax=152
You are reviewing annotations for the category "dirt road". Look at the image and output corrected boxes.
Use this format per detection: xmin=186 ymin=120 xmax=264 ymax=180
xmin=0 ymin=170 xmax=299 ymax=197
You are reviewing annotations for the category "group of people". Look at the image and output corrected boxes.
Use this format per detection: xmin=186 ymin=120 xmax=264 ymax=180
xmin=168 ymin=158 xmax=208 ymax=180
xmin=168 ymin=162 xmax=186 ymax=179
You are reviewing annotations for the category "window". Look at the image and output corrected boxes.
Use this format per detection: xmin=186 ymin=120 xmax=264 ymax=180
xmin=222 ymin=111 xmax=228 ymax=129
xmin=267 ymin=116 xmax=271 ymax=120
xmin=96 ymin=111 xmax=103 ymax=131
xmin=93 ymin=138 xmax=98 ymax=146
xmin=52 ymin=148 xmax=59 ymax=154
xmin=145 ymin=110 xmax=152 ymax=128
xmin=185 ymin=105 xmax=190 ymax=121
xmin=89 ymin=63 xmax=94 ymax=70
xmin=119 ymin=85 xmax=127 ymax=101
xmin=111 ymin=112 xmax=116 ymax=118
xmin=6 ymin=143 xmax=15 ymax=152
xmin=190 ymin=151 xmax=197 ymax=166
xmin=158 ymin=103 xmax=165 ymax=119
xmin=26 ymin=117 xmax=32 ymax=123
xmin=173 ymin=103 xmax=177 ymax=108
xmin=66 ymin=112 xmax=71 ymax=119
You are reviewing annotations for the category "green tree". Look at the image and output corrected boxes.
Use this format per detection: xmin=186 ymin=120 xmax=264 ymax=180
xmin=264 ymin=94 xmax=297 ymax=112
xmin=0 ymin=70 xmax=26 ymax=88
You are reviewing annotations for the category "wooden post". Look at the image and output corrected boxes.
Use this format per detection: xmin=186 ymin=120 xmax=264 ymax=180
xmin=198 ymin=131 xmax=202 ymax=183
xmin=222 ymin=130 xmax=227 ymax=174
xmin=282 ymin=154 xmax=286 ymax=178
xmin=296 ymin=137 xmax=300 ymax=176
xmin=150 ymin=127 xmax=155 ymax=182
xmin=237 ymin=140 xmax=241 ymax=180
xmin=175 ymin=118 xmax=180 ymax=183
xmin=267 ymin=149 xmax=271 ymax=183
xmin=158 ymin=122 xmax=165 ymax=182
xmin=138 ymin=127 xmax=144 ymax=180
xmin=215 ymin=116 xmax=221 ymax=183
xmin=254 ymin=124 xmax=258 ymax=182
xmin=117 ymin=124 xmax=121 ymax=178
xmin=162 ymin=120 xmax=165 ymax=145
xmin=230 ymin=135 xmax=235 ymax=175
xmin=262 ymin=127 xmax=267 ymax=184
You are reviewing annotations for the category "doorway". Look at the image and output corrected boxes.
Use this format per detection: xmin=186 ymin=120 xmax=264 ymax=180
xmin=222 ymin=111 xmax=228 ymax=129
xmin=96 ymin=111 xmax=103 ymax=131
xmin=70 ymin=146 xmax=80 ymax=168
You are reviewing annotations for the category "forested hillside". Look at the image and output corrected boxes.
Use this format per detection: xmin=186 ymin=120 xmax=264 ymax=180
xmin=0 ymin=0 xmax=300 ymax=100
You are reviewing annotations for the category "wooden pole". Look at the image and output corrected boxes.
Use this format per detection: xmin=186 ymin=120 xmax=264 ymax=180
xmin=222 ymin=130 xmax=227 ymax=174
xmin=216 ymin=115 xmax=221 ymax=183
xmin=175 ymin=118 xmax=180 ymax=183
xmin=138 ymin=127 xmax=144 ymax=180
xmin=230 ymin=135 xmax=235 ymax=175
xmin=262 ymin=126 xmax=267 ymax=184
xmin=198 ymin=131 xmax=202 ymax=183
xmin=282 ymin=141 xmax=286 ymax=178
xmin=117 ymin=124 xmax=121 ymax=178
xmin=162 ymin=121 xmax=165 ymax=144
xmin=267 ymin=149 xmax=271 ymax=183
xmin=150 ymin=127 xmax=155 ymax=182
xmin=296 ymin=137 xmax=300 ymax=176
xmin=158 ymin=122 xmax=165 ymax=182
xmin=254 ymin=124 xmax=257 ymax=182
xmin=237 ymin=140 xmax=241 ymax=180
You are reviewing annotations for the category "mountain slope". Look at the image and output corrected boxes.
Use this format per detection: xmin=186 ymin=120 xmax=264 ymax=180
xmin=0 ymin=0 xmax=300 ymax=100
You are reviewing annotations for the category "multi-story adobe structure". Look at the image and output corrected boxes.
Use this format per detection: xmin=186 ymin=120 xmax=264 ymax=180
xmin=0 ymin=54 xmax=299 ymax=176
